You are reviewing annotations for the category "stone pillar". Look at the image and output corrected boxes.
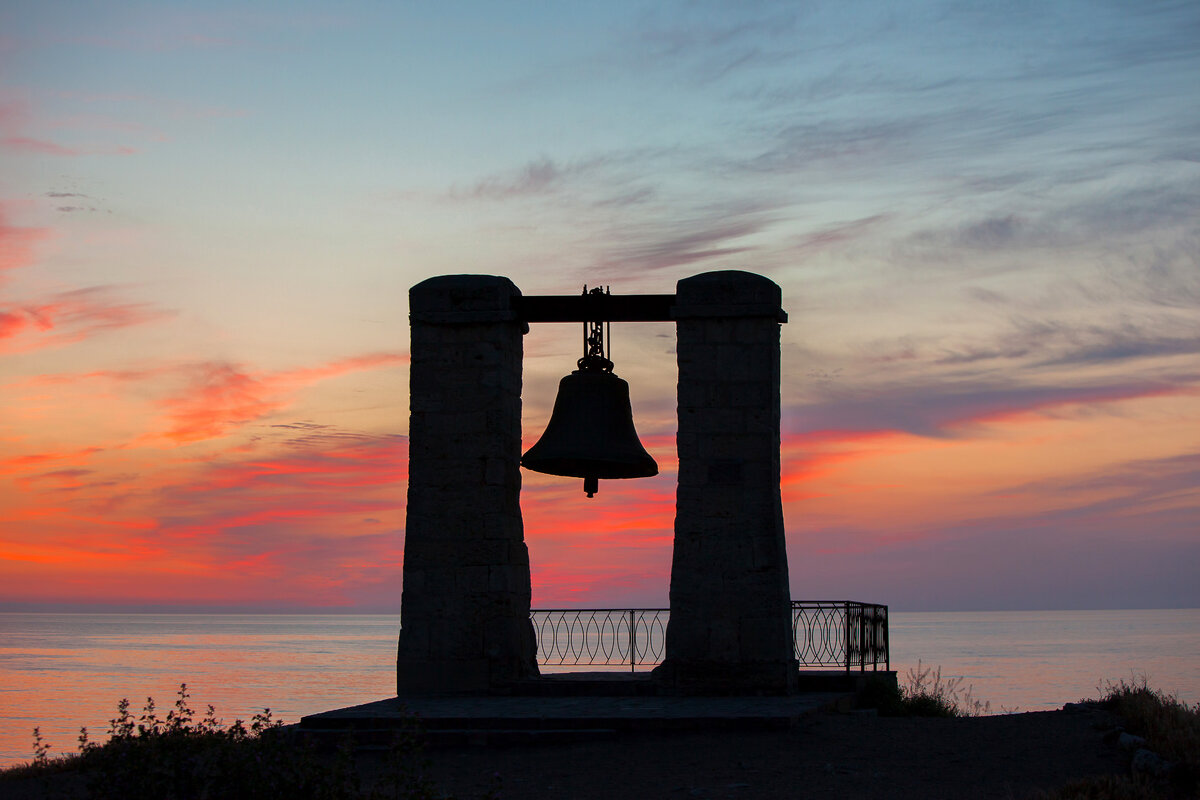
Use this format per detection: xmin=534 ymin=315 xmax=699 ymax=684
xmin=654 ymin=270 xmax=796 ymax=694
xmin=397 ymin=275 xmax=537 ymax=692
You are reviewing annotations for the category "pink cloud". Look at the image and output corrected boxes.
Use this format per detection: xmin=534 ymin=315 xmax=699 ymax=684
xmin=0 ymin=203 xmax=49 ymax=277
xmin=157 ymin=362 xmax=285 ymax=444
xmin=0 ymin=286 xmax=172 ymax=353
xmin=150 ymin=352 xmax=407 ymax=444
xmin=1 ymin=135 xmax=81 ymax=155
xmin=1 ymin=96 xmax=137 ymax=156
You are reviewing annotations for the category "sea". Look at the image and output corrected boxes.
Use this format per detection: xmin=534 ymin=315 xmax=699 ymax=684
xmin=2 ymin=609 xmax=1198 ymax=768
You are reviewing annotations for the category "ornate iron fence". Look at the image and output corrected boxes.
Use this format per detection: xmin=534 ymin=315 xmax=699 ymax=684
xmin=791 ymin=600 xmax=889 ymax=672
xmin=530 ymin=601 xmax=888 ymax=673
xmin=531 ymin=609 xmax=668 ymax=672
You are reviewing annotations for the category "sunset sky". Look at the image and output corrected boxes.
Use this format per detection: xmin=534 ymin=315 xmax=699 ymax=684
xmin=2 ymin=1 xmax=1197 ymax=613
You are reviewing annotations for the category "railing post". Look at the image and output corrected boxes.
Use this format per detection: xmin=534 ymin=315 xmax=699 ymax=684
xmin=884 ymin=607 xmax=891 ymax=672
xmin=859 ymin=606 xmax=866 ymax=673
xmin=629 ymin=609 xmax=636 ymax=673
xmin=844 ymin=601 xmax=851 ymax=675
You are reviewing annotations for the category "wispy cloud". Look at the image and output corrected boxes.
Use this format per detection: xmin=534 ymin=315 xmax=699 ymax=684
xmin=0 ymin=286 xmax=172 ymax=353
xmin=1 ymin=96 xmax=138 ymax=156
xmin=594 ymin=200 xmax=776 ymax=278
xmin=925 ymin=315 xmax=1200 ymax=369
xmin=150 ymin=352 xmax=407 ymax=444
xmin=622 ymin=4 xmax=799 ymax=86
xmin=787 ymin=377 xmax=1187 ymax=440
xmin=790 ymin=215 xmax=890 ymax=256
xmin=454 ymin=156 xmax=570 ymax=200
xmin=0 ymin=203 xmax=49 ymax=278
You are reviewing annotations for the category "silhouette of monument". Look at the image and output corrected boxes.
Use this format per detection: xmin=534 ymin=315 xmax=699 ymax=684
xmin=396 ymin=271 xmax=796 ymax=694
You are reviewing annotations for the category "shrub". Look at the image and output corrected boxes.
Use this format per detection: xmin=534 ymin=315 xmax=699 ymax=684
xmin=1035 ymin=676 xmax=1199 ymax=800
xmin=901 ymin=661 xmax=991 ymax=717
xmin=858 ymin=661 xmax=991 ymax=717
xmin=3 ymin=684 xmax=452 ymax=800
xmin=1095 ymin=676 xmax=1199 ymax=770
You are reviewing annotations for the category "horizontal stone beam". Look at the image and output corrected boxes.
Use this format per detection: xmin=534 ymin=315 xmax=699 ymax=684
xmin=514 ymin=293 xmax=675 ymax=322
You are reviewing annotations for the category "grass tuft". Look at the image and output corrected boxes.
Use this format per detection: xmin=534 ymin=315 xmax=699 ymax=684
xmin=858 ymin=660 xmax=991 ymax=717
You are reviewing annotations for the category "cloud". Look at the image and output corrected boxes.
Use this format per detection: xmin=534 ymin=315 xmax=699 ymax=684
xmin=448 ymin=155 xmax=658 ymax=204
xmin=790 ymin=215 xmax=890 ymax=256
xmin=787 ymin=378 xmax=1186 ymax=440
xmin=0 ymin=446 xmax=104 ymax=476
xmin=151 ymin=352 xmax=407 ymax=444
xmin=0 ymin=286 xmax=172 ymax=353
xmin=622 ymin=4 xmax=799 ymax=86
xmin=157 ymin=362 xmax=286 ymax=444
xmin=3 ymin=136 xmax=83 ymax=155
xmin=744 ymin=117 xmax=923 ymax=175
xmin=0 ymin=203 xmax=49 ymax=277
xmin=1 ymin=422 xmax=406 ymax=609
xmin=458 ymin=157 xmax=566 ymax=200
xmin=992 ymin=452 xmax=1200 ymax=518
xmin=595 ymin=201 xmax=774 ymax=277
xmin=1 ymin=96 xmax=138 ymax=156
xmin=909 ymin=178 xmax=1200 ymax=258
xmin=927 ymin=315 xmax=1200 ymax=369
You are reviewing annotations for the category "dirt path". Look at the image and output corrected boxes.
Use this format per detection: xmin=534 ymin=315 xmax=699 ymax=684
xmin=396 ymin=708 xmax=1122 ymax=800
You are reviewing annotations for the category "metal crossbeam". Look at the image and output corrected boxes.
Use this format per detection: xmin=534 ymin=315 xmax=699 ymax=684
xmin=514 ymin=294 xmax=675 ymax=323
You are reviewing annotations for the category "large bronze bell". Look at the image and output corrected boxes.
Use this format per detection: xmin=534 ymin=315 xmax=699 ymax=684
xmin=521 ymin=290 xmax=658 ymax=497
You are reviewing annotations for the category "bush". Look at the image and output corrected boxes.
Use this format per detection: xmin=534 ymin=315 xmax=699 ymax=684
xmin=859 ymin=661 xmax=991 ymax=717
xmin=1035 ymin=676 xmax=1199 ymax=800
xmin=3 ymin=684 xmax=451 ymax=800
xmin=1095 ymin=676 xmax=1200 ymax=770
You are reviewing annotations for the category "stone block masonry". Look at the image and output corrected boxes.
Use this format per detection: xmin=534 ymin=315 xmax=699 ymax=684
xmin=397 ymin=275 xmax=538 ymax=692
xmin=654 ymin=270 xmax=798 ymax=694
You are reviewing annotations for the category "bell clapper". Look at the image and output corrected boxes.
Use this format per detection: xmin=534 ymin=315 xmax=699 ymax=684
xmin=584 ymin=476 xmax=598 ymax=498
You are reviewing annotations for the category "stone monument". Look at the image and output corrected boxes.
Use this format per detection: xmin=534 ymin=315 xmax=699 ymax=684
xmin=396 ymin=270 xmax=795 ymax=694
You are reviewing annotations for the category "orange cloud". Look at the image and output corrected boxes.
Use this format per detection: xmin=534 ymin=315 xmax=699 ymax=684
xmin=153 ymin=353 xmax=407 ymax=444
xmin=0 ymin=287 xmax=172 ymax=353
xmin=157 ymin=362 xmax=285 ymax=444
xmin=0 ymin=429 xmax=407 ymax=610
xmin=0 ymin=446 xmax=104 ymax=476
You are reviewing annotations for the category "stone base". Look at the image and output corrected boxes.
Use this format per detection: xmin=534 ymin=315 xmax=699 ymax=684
xmin=397 ymin=658 xmax=492 ymax=693
xmin=396 ymin=653 xmax=539 ymax=694
xmin=651 ymin=658 xmax=799 ymax=696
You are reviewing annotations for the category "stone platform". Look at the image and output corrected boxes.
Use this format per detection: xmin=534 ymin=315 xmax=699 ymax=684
xmin=297 ymin=671 xmax=895 ymax=748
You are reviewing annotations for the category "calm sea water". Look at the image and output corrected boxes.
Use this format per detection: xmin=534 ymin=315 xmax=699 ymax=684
xmin=2 ymin=609 xmax=1197 ymax=767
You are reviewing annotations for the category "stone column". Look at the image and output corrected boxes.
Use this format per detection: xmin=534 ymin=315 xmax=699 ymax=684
xmin=397 ymin=275 xmax=537 ymax=692
xmin=654 ymin=270 xmax=796 ymax=694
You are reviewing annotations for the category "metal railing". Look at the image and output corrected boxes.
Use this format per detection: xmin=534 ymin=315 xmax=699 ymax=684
xmin=531 ymin=608 xmax=668 ymax=672
xmin=790 ymin=600 xmax=889 ymax=672
xmin=529 ymin=601 xmax=888 ymax=673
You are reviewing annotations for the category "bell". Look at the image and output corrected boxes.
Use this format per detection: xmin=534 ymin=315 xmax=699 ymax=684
xmin=521 ymin=368 xmax=658 ymax=497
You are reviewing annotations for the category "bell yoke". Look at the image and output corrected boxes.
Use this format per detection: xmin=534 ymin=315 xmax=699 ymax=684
xmin=520 ymin=286 xmax=658 ymax=497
